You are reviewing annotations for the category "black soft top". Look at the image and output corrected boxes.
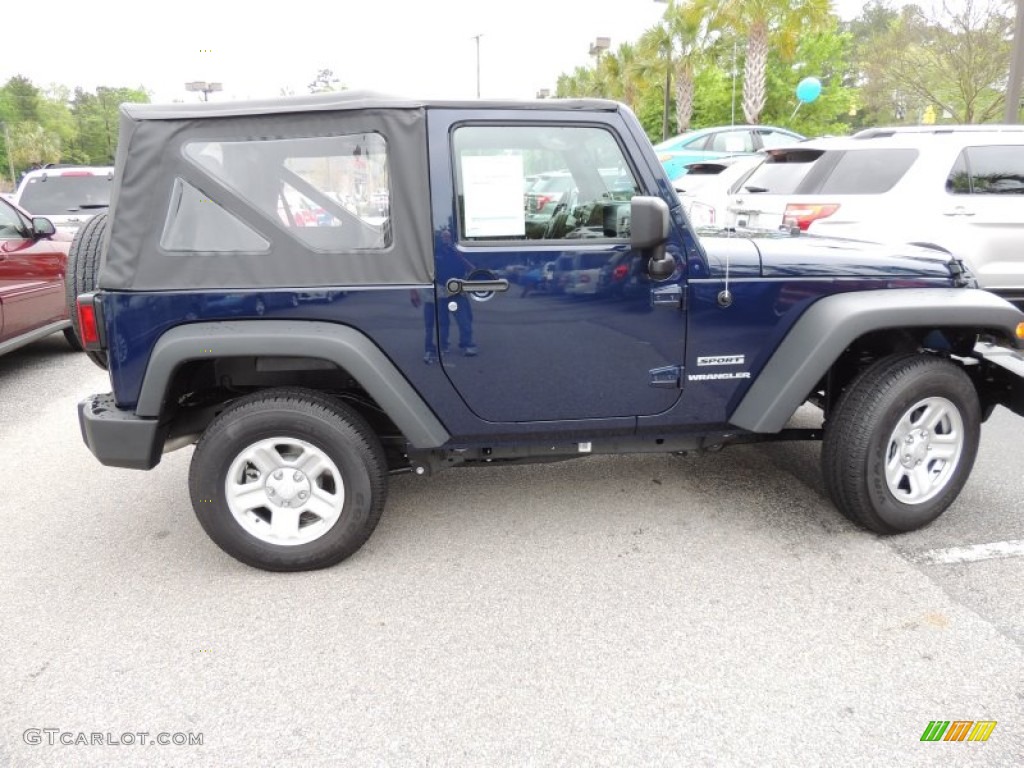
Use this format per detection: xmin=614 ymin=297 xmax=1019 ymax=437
xmin=121 ymin=90 xmax=621 ymax=121
xmin=100 ymin=91 xmax=625 ymax=291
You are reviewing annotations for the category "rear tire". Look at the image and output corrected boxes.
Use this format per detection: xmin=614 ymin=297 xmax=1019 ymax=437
xmin=189 ymin=388 xmax=388 ymax=571
xmin=822 ymin=353 xmax=980 ymax=534
xmin=65 ymin=213 xmax=109 ymax=370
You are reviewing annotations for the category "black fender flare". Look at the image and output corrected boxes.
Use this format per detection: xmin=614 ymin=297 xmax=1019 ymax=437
xmin=135 ymin=320 xmax=450 ymax=448
xmin=729 ymin=288 xmax=1024 ymax=433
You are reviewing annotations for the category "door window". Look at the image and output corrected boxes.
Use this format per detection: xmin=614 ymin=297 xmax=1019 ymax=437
xmin=452 ymin=125 xmax=639 ymax=242
xmin=0 ymin=199 xmax=28 ymax=239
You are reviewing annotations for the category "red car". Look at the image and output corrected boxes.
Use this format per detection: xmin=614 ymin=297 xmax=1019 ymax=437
xmin=0 ymin=195 xmax=76 ymax=356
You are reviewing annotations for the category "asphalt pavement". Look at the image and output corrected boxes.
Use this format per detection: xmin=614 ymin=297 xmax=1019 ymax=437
xmin=1 ymin=336 xmax=1022 ymax=767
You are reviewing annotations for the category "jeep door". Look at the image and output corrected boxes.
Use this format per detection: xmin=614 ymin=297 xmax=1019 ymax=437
xmin=426 ymin=112 xmax=687 ymax=423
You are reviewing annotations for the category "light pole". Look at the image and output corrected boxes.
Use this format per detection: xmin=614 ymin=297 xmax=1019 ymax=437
xmin=471 ymin=34 xmax=483 ymax=98
xmin=654 ymin=0 xmax=672 ymax=140
xmin=589 ymin=37 xmax=610 ymax=60
xmin=589 ymin=37 xmax=611 ymax=98
xmin=185 ymin=81 xmax=223 ymax=102
xmin=731 ymin=40 xmax=738 ymax=126
xmin=1006 ymin=0 xmax=1024 ymax=123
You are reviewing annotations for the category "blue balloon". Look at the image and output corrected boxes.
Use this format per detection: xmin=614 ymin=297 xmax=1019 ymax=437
xmin=796 ymin=77 xmax=822 ymax=104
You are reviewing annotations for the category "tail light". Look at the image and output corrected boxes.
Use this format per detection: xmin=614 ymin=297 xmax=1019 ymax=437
xmin=783 ymin=203 xmax=839 ymax=231
xmin=75 ymin=293 xmax=104 ymax=350
xmin=685 ymin=201 xmax=716 ymax=228
xmin=612 ymin=264 xmax=629 ymax=282
xmin=531 ymin=194 xmax=556 ymax=212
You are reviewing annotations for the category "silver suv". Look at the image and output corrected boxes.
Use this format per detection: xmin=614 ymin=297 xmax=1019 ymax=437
xmin=13 ymin=165 xmax=114 ymax=231
xmin=724 ymin=128 xmax=1024 ymax=306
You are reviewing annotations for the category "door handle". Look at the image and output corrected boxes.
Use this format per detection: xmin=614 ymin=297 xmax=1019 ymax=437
xmin=942 ymin=207 xmax=975 ymax=217
xmin=445 ymin=278 xmax=510 ymax=295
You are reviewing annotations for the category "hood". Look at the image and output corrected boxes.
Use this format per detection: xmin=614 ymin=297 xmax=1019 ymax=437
xmin=751 ymin=232 xmax=957 ymax=280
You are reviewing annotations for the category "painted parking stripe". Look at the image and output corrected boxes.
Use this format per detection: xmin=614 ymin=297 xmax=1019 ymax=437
xmin=910 ymin=540 xmax=1024 ymax=565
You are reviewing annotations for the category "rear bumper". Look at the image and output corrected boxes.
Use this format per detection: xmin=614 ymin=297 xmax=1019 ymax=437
xmin=78 ymin=393 xmax=165 ymax=470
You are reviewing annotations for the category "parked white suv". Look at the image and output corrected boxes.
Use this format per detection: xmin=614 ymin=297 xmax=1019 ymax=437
xmin=12 ymin=165 xmax=114 ymax=231
xmin=723 ymin=128 xmax=1024 ymax=306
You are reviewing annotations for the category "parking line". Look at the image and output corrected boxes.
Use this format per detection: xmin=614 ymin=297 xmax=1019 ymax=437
xmin=909 ymin=540 xmax=1024 ymax=565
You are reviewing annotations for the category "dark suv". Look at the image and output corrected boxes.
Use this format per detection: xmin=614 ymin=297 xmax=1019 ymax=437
xmin=72 ymin=92 xmax=1024 ymax=571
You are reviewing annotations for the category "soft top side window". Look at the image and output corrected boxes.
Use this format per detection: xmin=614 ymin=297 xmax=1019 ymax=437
xmin=183 ymin=133 xmax=392 ymax=252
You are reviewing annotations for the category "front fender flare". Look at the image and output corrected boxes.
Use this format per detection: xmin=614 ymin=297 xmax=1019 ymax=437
xmin=135 ymin=320 xmax=450 ymax=448
xmin=729 ymin=288 xmax=1024 ymax=433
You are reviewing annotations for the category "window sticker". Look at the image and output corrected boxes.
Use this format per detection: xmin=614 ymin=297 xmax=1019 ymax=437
xmin=461 ymin=154 xmax=526 ymax=238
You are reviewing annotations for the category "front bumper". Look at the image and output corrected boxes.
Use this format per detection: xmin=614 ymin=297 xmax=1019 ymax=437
xmin=974 ymin=341 xmax=1024 ymax=420
xmin=78 ymin=393 xmax=165 ymax=470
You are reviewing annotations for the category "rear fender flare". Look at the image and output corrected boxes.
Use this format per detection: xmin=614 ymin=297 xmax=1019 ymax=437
xmin=135 ymin=320 xmax=450 ymax=448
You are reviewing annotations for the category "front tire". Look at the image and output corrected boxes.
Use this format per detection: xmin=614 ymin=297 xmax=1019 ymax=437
xmin=189 ymin=388 xmax=387 ymax=571
xmin=822 ymin=353 xmax=981 ymax=534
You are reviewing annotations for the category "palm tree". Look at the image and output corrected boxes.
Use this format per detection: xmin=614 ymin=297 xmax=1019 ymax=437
xmin=665 ymin=0 xmax=722 ymax=133
xmin=602 ymin=42 xmax=642 ymax=110
xmin=716 ymin=0 xmax=832 ymax=124
xmin=637 ymin=23 xmax=675 ymax=140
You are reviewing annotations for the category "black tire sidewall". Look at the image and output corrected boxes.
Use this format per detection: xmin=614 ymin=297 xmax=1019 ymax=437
xmin=65 ymin=213 xmax=109 ymax=370
xmin=860 ymin=362 xmax=980 ymax=532
xmin=191 ymin=399 xmax=383 ymax=571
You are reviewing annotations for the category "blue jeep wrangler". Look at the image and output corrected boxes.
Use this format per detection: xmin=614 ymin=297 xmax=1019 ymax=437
xmin=71 ymin=92 xmax=1024 ymax=571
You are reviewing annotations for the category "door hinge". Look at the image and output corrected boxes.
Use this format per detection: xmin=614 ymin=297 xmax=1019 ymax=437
xmin=649 ymin=365 xmax=683 ymax=388
xmin=651 ymin=283 xmax=686 ymax=310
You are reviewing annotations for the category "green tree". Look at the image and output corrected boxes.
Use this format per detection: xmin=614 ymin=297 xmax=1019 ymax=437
xmin=857 ymin=0 xmax=1014 ymax=124
xmin=637 ymin=22 xmax=676 ymax=140
xmin=0 ymin=75 xmax=42 ymax=123
xmin=664 ymin=0 xmax=722 ymax=133
xmin=72 ymin=86 xmax=149 ymax=165
xmin=715 ymin=0 xmax=833 ymax=124
xmin=8 ymin=122 xmax=61 ymax=168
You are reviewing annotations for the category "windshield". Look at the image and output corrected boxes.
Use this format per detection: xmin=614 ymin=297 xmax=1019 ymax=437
xmin=18 ymin=174 xmax=112 ymax=214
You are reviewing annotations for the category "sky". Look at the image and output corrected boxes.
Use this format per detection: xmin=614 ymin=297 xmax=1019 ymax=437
xmin=2 ymin=0 xmax=875 ymax=105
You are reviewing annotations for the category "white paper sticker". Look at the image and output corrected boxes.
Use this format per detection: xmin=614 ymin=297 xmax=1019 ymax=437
xmin=462 ymin=154 xmax=526 ymax=238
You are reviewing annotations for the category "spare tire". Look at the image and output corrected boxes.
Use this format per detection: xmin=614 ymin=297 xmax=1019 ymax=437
xmin=65 ymin=212 xmax=109 ymax=370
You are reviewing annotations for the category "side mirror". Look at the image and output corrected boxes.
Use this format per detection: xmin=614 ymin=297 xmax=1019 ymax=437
xmin=32 ymin=217 xmax=56 ymax=238
xmin=630 ymin=196 xmax=675 ymax=280
xmin=630 ymin=196 xmax=669 ymax=249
